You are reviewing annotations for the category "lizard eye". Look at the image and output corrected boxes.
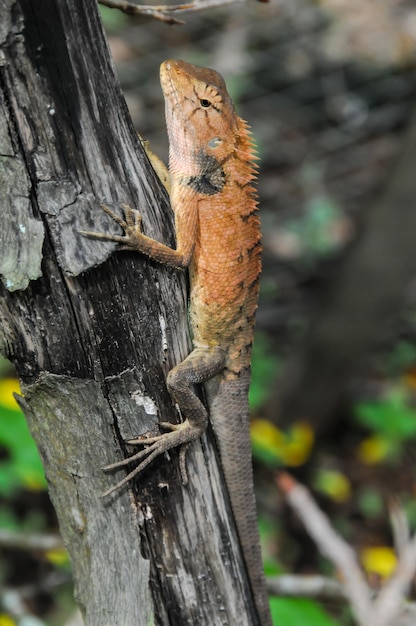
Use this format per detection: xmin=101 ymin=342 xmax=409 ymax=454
xmin=208 ymin=136 xmax=222 ymax=149
xmin=200 ymin=99 xmax=211 ymax=108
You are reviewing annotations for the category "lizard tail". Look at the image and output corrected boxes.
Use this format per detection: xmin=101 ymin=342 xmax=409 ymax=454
xmin=205 ymin=373 xmax=272 ymax=626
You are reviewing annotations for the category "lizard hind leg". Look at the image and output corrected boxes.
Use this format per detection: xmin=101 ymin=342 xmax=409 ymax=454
xmin=102 ymin=346 xmax=226 ymax=497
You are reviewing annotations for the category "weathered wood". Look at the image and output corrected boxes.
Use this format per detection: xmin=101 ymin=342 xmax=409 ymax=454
xmin=0 ymin=0 xmax=260 ymax=624
xmin=18 ymin=375 xmax=151 ymax=625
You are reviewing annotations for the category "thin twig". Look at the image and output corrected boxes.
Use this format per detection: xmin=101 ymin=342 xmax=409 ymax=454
xmin=372 ymin=534 xmax=416 ymax=626
xmin=267 ymin=574 xmax=347 ymax=601
xmin=99 ymin=0 xmax=185 ymax=24
xmin=277 ymin=472 xmax=373 ymax=625
xmin=277 ymin=472 xmax=416 ymax=626
xmin=99 ymin=0 xmax=245 ymax=24
xmin=389 ymin=497 xmax=410 ymax=559
xmin=0 ymin=529 xmax=64 ymax=552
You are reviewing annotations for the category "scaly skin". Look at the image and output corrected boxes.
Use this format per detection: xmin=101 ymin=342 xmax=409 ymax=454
xmin=81 ymin=59 xmax=270 ymax=626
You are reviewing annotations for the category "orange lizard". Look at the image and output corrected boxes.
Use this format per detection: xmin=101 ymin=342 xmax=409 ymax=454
xmin=81 ymin=59 xmax=271 ymax=626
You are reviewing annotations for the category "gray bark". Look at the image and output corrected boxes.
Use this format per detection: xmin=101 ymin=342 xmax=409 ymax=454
xmin=0 ymin=1 xmax=260 ymax=624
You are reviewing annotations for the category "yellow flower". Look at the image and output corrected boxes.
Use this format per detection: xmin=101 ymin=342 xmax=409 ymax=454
xmin=360 ymin=546 xmax=397 ymax=578
xmin=0 ymin=378 xmax=21 ymax=411
xmin=315 ymin=469 xmax=351 ymax=503
xmin=45 ymin=548 xmax=69 ymax=567
xmin=358 ymin=435 xmax=391 ymax=464
xmin=280 ymin=422 xmax=314 ymax=466
xmin=0 ymin=615 xmax=16 ymax=626
xmin=251 ymin=419 xmax=314 ymax=466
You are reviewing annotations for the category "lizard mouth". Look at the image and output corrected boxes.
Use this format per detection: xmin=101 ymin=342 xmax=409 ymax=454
xmin=160 ymin=60 xmax=199 ymax=175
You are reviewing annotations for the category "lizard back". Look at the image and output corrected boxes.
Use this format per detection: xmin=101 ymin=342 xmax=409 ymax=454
xmin=190 ymin=116 xmax=261 ymax=372
xmin=161 ymin=60 xmax=270 ymax=626
xmin=161 ymin=60 xmax=261 ymax=369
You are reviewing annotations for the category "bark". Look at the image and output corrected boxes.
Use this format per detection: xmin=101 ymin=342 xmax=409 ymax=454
xmin=273 ymin=107 xmax=416 ymax=431
xmin=0 ymin=1 xmax=260 ymax=624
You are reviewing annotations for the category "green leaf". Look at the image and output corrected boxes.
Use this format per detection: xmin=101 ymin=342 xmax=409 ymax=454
xmin=355 ymin=385 xmax=416 ymax=441
xmin=0 ymin=358 xmax=12 ymax=377
xmin=0 ymin=404 xmax=46 ymax=495
xmin=356 ymin=488 xmax=384 ymax=518
xmin=249 ymin=332 xmax=281 ymax=410
xmin=0 ymin=506 xmax=20 ymax=531
xmin=279 ymin=193 xmax=346 ymax=264
xmin=386 ymin=340 xmax=416 ymax=374
xmin=270 ymin=597 xmax=338 ymax=626
xmin=99 ymin=6 xmax=128 ymax=31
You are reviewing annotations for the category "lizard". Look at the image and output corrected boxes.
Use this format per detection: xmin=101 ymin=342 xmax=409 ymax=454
xmin=81 ymin=59 xmax=271 ymax=626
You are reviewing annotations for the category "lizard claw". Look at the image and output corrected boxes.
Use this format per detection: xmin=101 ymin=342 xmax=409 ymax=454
xmin=101 ymin=420 xmax=201 ymax=497
xmin=127 ymin=421 xmax=179 ymax=442
xmin=120 ymin=203 xmax=143 ymax=231
xmin=100 ymin=203 xmax=128 ymax=229
xmin=79 ymin=203 xmax=145 ymax=248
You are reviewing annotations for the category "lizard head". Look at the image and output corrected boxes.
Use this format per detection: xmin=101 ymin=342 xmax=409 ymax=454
xmin=160 ymin=59 xmax=240 ymax=177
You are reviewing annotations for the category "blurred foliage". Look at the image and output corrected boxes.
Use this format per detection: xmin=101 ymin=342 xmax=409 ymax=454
xmin=0 ymin=359 xmax=11 ymax=378
xmin=318 ymin=0 xmax=416 ymax=65
xmin=98 ymin=5 xmax=127 ymax=31
xmin=313 ymin=468 xmax=352 ymax=503
xmin=356 ymin=487 xmax=384 ymax=519
xmin=0 ymin=506 xmax=47 ymax=534
xmin=45 ymin=549 xmax=70 ymax=569
xmin=270 ymin=166 xmax=354 ymax=270
xmin=252 ymin=419 xmax=314 ymax=468
xmin=0 ymin=366 xmax=72 ymax=624
xmin=385 ymin=340 xmax=416 ymax=376
xmin=355 ymin=382 xmax=416 ymax=463
xmin=274 ymin=193 xmax=349 ymax=267
xmin=249 ymin=331 xmax=281 ymax=411
xmin=270 ymin=596 xmax=338 ymax=626
xmin=403 ymin=499 xmax=416 ymax=529
xmin=0 ymin=378 xmax=46 ymax=496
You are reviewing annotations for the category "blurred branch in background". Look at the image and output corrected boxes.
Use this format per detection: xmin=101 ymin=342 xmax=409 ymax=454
xmin=268 ymin=574 xmax=347 ymax=601
xmin=99 ymin=0 xmax=248 ymax=24
xmin=0 ymin=529 xmax=63 ymax=552
xmin=277 ymin=472 xmax=416 ymax=626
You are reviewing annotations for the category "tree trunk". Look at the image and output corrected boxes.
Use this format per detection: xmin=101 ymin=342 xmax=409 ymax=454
xmin=0 ymin=1 xmax=260 ymax=624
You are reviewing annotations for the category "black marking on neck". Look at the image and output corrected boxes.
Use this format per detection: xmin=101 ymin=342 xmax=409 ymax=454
xmin=198 ymin=151 xmax=221 ymax=174
xmin=187 ymin=150 xmax=226 ymax=196
xmin=187 ymin=169 xmax=226 ymax=196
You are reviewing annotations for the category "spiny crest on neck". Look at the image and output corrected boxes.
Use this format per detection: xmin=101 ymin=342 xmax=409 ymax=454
xmin=228 ymin=116 xmax=259 ymax=190
xmin=235 ymin=117 xmax=259 ymax=166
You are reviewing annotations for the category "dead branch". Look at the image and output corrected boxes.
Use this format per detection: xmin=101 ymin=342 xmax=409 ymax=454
xmin=267 ymin=574 xmax=347 ymax=601
xmin=277 ymin=472 xmax=373 ymax=624
xmin=99 ymin=0 xmax=245 ymax=24
xmin=372 ymin=535 xmax=416 ymax=626
xmin=277 ymin=472 xmax=416 ymax=626
xmin=0 ymin=529 xmax=63 ymax=553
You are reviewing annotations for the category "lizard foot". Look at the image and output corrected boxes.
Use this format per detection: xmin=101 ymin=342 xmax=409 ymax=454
xmin=79 ymin=203 xmax=146 ymax=251
xmin=101 ymin=419 xmax=202 ymax=497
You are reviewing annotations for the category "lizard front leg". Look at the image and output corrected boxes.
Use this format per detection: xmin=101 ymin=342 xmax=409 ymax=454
xmin=80 ymin=204 xmax=191 ymax=269
xmin=102 ymin=346 xmax=226 ymax=497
